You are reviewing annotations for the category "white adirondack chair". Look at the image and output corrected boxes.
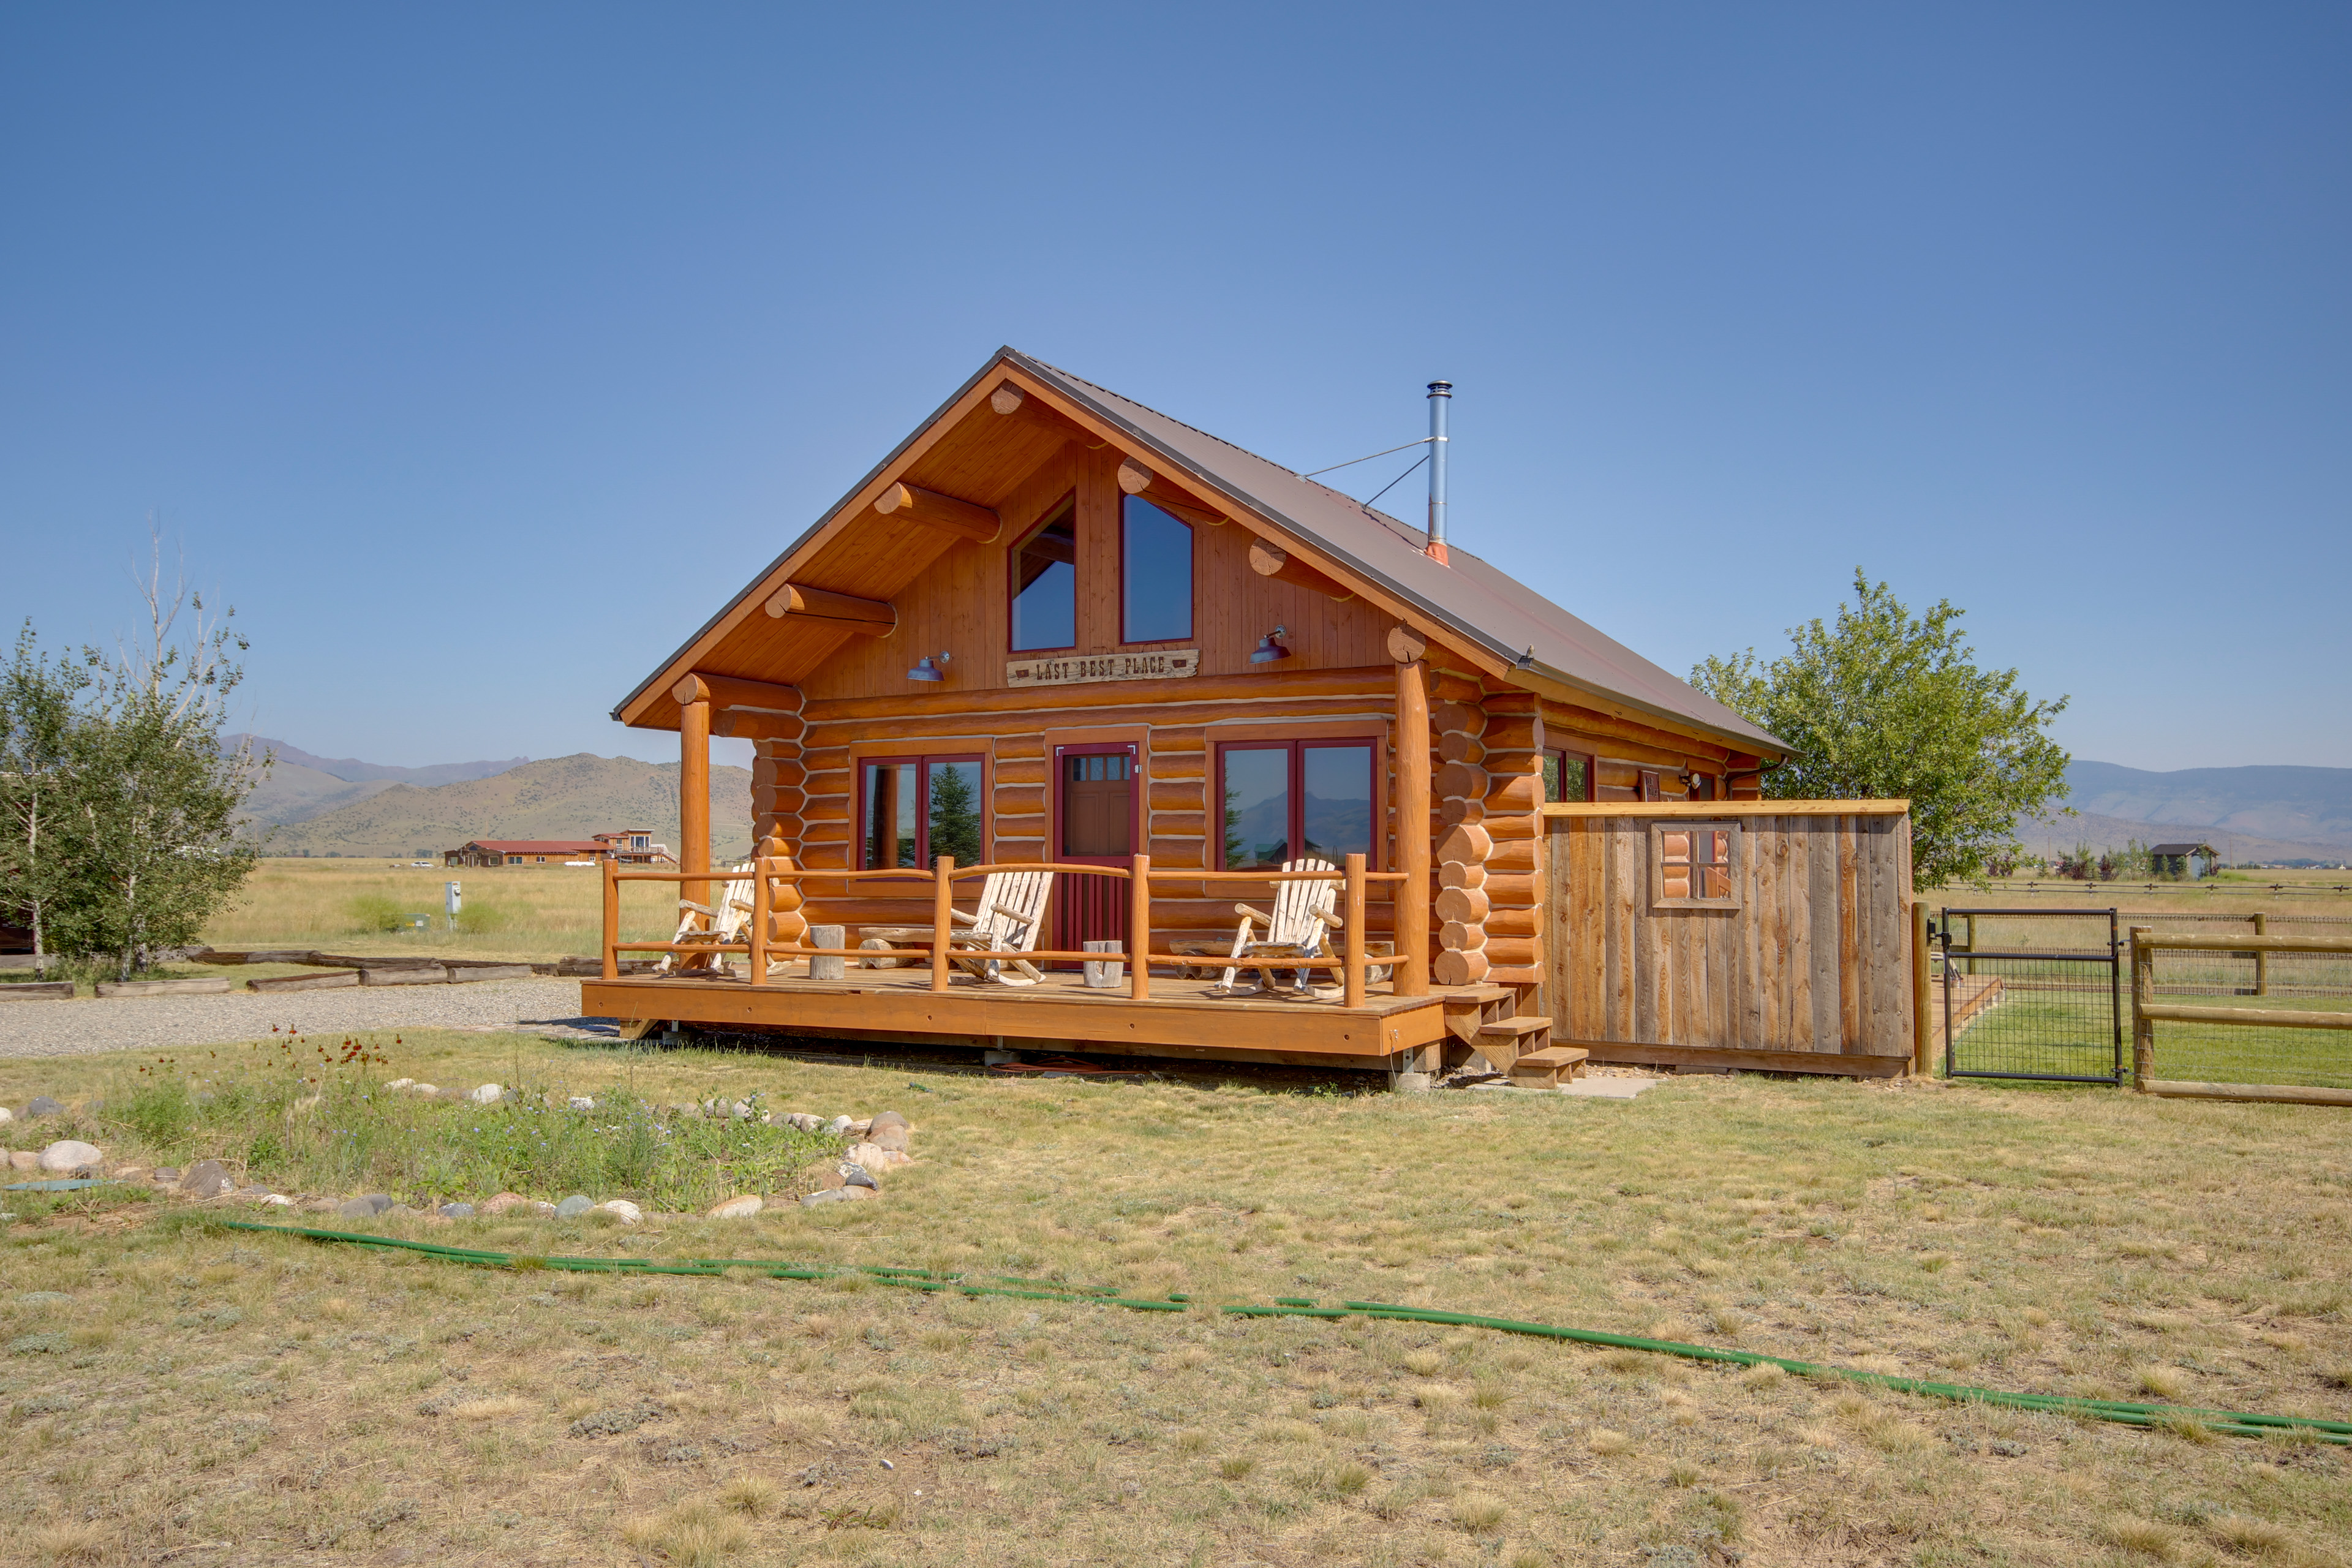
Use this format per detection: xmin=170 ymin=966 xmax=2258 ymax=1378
xmin=1216 ymin=858 xmax=1344 ymax=996
xmin=944 ymin=869 xmax=1056 ymax=987
xmin=660 ymin=861 xmax=756 ymax=974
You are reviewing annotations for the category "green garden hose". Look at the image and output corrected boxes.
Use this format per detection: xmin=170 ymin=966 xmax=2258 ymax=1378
xmin=219 ymin=1219 xmax=2349 ymax=1446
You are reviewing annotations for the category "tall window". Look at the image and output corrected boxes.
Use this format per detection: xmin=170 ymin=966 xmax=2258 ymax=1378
xmin=1010 ymin=497 xmax=1077 ymax=651
xmin=1544 ymin=748 xmax=1593 ymax=802
xmin=1218 ymin=740 xmax=1376 ymax=870
xmin=859 ymin=755 xmax=986 ymax=870
xmin=1121 ymin=495 xmax=1193 ymax=643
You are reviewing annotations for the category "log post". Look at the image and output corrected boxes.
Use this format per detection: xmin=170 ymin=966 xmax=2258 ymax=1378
xmin=2253 ymin=911 xmax=2268 ymax=996
xmin=2130 ymin=925 xmax=2155 ymax=1089
xmin=678 ymin=681 xmax=712 ymax=920
xmin=1344 ymin=853 xmax=1367 ymax=1009
xmin=1911 ymin=899 xmax=1932 ymax=1076
xmin=1394 ymin=649 xmax=1432 ymax=997
xmin=601 ymin=856 xmax=619 ymax=981
xmin=1129 ymin=853 xmax=1152 ymax=1002
xmin=931 ymin=857 xmax=954 ymax=994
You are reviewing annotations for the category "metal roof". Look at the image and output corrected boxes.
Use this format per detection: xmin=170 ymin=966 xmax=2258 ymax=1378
xmin=614 ymin=347 xmax=1786 ymax=758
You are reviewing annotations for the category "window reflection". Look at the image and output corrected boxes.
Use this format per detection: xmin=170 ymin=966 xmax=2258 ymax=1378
xmin=1011 ymin=498 xmax=1077 ymax=651
xmin=861 ymin=761 xmax=918 ymax=870
xmin=1121 ymin=496 xmax=1192 ymax=643
xmin=1220 ymin=746 xmax=1291 ymax=870
xmin=1301 ymin=744 xmax=1373 ymax=862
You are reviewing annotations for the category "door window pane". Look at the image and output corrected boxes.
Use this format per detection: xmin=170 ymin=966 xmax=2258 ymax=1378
xmin=1011 ymin=497 xmax=1077 ymax=651
xmin=861 ymin=761 xmax=918 ymax=869
xmin=927 ymin=760 xmax=984 ymax=867
xmin=1121 ymin=496 xmax=1193 ymax=644
xmin=1060 ymin=750 xmax=1133 ymax=857
xmin=1220 ymin=746 xmax=1292 ymax=870
xmin=1301 ymin=744 xmax=1374 ymax=863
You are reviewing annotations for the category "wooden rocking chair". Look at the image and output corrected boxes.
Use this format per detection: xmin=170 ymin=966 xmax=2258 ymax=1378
xmin=660 ymin=861 xmax=756 ymax=975
xmin=944 ymin=869 xmax=1056 ymax=987
xmin=1216 ymin=858 xmax=1345 ymax=997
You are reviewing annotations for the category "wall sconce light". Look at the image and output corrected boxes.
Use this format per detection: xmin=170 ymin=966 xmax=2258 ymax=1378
xmin=907 ymin=652 xmax=951 ymax=682
xmin=1248 ymin=626 xmax=1292 ymax=665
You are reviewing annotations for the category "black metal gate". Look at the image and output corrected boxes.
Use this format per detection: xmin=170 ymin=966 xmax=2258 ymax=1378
xmin=1939 ymin=907 xmax=2123 ymax=1084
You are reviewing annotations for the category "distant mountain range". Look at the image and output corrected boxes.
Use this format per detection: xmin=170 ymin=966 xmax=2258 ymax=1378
xmin=226 ymin=735 xmax=531 ymax=827
xmin=247 ymin=753 xmax=753 ymax=861
xmin=2021 ymin=761 xmax=2352 ymax=865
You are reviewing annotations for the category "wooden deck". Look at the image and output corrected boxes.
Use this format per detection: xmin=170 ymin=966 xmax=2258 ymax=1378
xmin=578 ymin=965 xmax=1453 ymax=1069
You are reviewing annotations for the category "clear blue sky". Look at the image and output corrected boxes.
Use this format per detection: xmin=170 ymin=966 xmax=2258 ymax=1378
xmin=5 ymin=3 xmax=2346 ymax=772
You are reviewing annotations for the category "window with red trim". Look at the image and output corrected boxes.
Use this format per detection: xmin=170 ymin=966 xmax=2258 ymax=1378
xmin=859 ymin=755 xmax=986 ymax=869
xmin=1216 ymin=739 xmax=1378 ymax=870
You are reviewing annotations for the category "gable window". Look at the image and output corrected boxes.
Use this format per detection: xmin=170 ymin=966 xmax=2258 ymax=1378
xmin=1217 ymin=739 xmax=1377 ymax=870
xmin=1543 ymin=748 xmax=1593 ymax=803
xmin=1651 ymin=822 xmax=1741 ymax=909
xmin=1120 ymin=496 xmax=1193 ymax=643
xmin=1010 ymin=496 xmax=1077 ymax=651
xmin=859 ymin=755 xmax=986 ymax=870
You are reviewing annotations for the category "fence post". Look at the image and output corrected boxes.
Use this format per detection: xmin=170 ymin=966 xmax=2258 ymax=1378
xmin=601 ymin=858 xmax=619 ymax=981
xmin=1911 ymin=900 xmax=1932 ymax=1077
xmin=2130 ymin=925 xmax=2154 ymax=1090
xmin=1128 ymin=855 xmax=1152 ymax=1002
xmin=931 ymin=858 xmax=953 ymax=994
xmin=2253 ymin=911 xmax=2269 ymax=996
xmin=1344 ymin=854 xmax=1368 ymax=1011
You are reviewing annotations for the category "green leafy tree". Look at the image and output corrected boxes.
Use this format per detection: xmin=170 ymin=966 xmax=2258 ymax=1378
xmin=1691 ymin=569 xmax=2070 ymax=888
xmin=0 ymin=625 xmax=94 ymax=977
xmin=925 ymin=763 xmax=982 ymax=867
xmin=4 ymin=537 xmax=268 ymax=978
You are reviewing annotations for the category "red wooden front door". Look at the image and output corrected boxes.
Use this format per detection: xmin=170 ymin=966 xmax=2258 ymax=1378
xmin=1054 ymin=743 xmax=1136 ymax=956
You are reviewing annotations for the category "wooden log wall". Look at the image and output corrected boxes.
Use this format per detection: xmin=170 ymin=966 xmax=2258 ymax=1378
xmin=1544 ymin=807 xmax=1913 ymax=1063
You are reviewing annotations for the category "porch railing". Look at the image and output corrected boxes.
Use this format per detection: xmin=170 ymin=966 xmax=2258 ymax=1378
xmin=599 ymin=854 xmax=1416 ymax=1007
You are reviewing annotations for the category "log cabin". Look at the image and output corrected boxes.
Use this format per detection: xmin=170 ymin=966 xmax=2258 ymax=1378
xmin=584 ymin=348 xmax=1920 ymax=1079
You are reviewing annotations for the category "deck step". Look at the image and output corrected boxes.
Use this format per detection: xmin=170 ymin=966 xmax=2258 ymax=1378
xmin=1509 ymin=1044 xmax=1589 ymax=1087
xmin=1441 ymin=984 xmax=1517 ymax=1008
xmin=1477 ymin=1015 xmax=1555 ymax=1038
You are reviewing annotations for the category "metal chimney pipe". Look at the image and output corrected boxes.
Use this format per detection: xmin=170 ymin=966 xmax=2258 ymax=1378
xmin=1425 ymin=380 xmax=1452 ymax=564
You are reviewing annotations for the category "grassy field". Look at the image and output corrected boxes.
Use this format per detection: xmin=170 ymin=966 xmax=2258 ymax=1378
xmin=194 ymin=857 xmax=689 ymax=965
xmin=2 ymin=1034 xmax=2346 ymax=1566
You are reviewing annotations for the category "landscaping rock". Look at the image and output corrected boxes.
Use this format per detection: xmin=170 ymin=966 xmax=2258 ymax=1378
xmin=846 ymin=1142 xmax=910 ymax=1173
xmin=867 ymin=1124 xmax=911 ymax=1153
xmin=36 ymin=1140 xmax=103 ymax=1174
xmin=8 ymin=1150 xmax=40 ymax=1172
xmin=870 ymin=1110 xmax=909 ymax=1133
xmin=0 ymin=1107 xmax=12 ymax=1123
xmin=595 ymin=1199 xmax=642 ymax=1224
xmin=554 ymin=1195 xmax=595 ymax=1219
xmin=113 ymin=1164 xmax=154 ymax=1182
xmin=824 ymin=1115 xmax=852 ymax=1137
xmin=412 ymin=1084 xmax=439 ymax=1096
xmin=179 ymin=1160 xmax=233 ymax=1197
xmin=839 ymin=1163 xmax=879 ymax=1191
xmin=26 ymin=1096 xmax=62 ymax=1117
xmin=251 ymin=1193 xmax=294 ymax=1207
xmin=467 ymin=1084 xmax=502 ymax=1106
xmin=527 ymin=1200 xmax=557 ymax=1218
xmin=801 ymin=1188 xmax=861 ymax=1207
xmin=337 ymin=1193 xmax=396 ymax=1219
xmin=439 ymin=1202 xmax=475 ymax=1218
xmin=153 ymin=1167 xmax=181 ymax=1183
xmin=706 ymin=1195 xmax=764 ymax=1219
xmin=567 ymin=1096 xmax=595 ymax=1112
xmin=480 ymin=1192 xmax=530 ymax=1215
xmin=784 ymin=1112 xmax=821 ymax=1132
xmin=386 ymin=1078 xmax=413 ymax=1090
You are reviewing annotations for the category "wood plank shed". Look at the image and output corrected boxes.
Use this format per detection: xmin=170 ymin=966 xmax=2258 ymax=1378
xmin=582 ymin=348 xmax=1921 ymax=1076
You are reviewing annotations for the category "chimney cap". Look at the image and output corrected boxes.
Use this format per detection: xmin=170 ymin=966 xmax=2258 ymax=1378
xmin=1427 ymin=380 xmax=1452 ymax=396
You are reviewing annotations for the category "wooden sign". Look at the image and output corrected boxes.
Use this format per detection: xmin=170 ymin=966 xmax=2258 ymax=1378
xmin=1005 ymin=649 xmax=1200 ymax=687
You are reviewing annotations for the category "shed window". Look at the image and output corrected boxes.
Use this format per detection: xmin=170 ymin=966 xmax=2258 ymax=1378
xmin=1651 ymin=822 xmax=1740 ymax=910
xmin=1543 ymin=749 xmax=1593 ymax=803
xmin=860 ymin=755 xmax=986 ymax=870
xmin=1218 ymin=740 xmax=1376 ymax=870
xmin=1010 ymin=497 xmax=1077 ymax=652
xmin=1120 ymin=495 xmax=1193 ymax=643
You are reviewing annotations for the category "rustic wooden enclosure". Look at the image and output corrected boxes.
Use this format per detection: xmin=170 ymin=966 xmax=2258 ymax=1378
xmin=1544 ymin=802 xmax=1915 ymax=1075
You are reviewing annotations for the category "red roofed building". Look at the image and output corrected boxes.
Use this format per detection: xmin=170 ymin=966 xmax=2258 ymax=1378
xmin=443 ymin=832 xmax=674 ymax=868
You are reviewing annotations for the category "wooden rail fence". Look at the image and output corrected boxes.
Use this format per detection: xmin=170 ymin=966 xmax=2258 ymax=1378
xmin=2130 ymin=927 xmax=2352 ymax=1106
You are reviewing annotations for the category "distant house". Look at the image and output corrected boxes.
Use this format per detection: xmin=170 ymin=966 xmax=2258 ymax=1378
xmin=444 ymin=831 xmax=675 ymax=868
xmin=2151 ymin=842 xmax=2219 ymax=880
xmin=445 ymin=839 xmax=606 ymax=868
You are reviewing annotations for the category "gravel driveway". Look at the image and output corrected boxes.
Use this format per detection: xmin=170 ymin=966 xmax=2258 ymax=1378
xmin=0 ymin=978 xmax=617 ymax=1059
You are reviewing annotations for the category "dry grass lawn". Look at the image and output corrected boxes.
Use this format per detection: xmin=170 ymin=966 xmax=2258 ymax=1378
xmin=2 ymin=1034 xmax=2348 ymax=1567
